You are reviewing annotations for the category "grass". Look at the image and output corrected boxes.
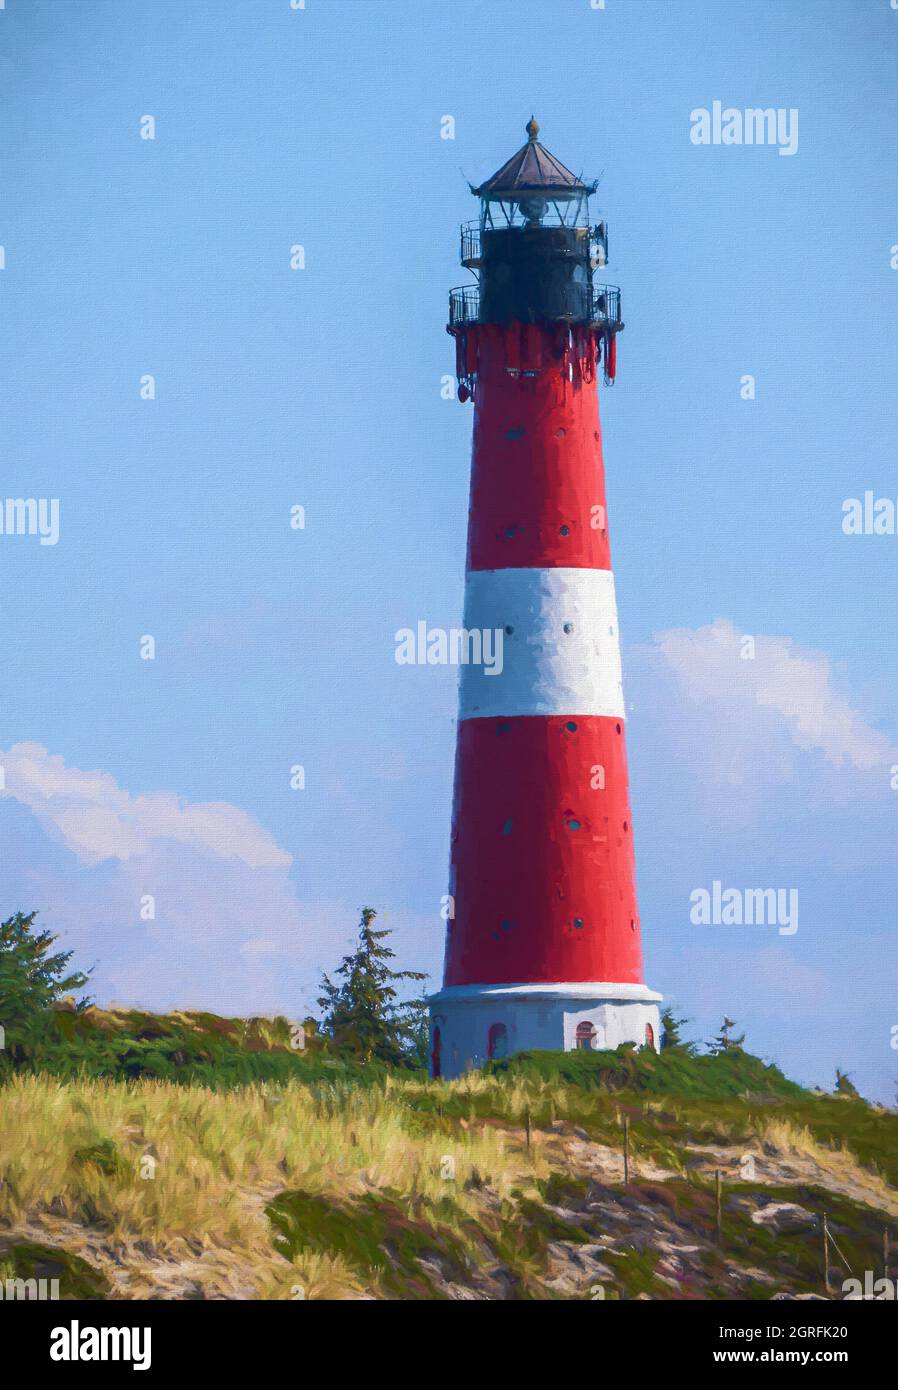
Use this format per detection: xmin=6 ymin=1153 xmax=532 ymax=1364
xmin=0 ymin=1238 xmax=110 ymax=1300
xmin=7 ymin=1004 xmax=402 ymax=1087
xmin=267 ymin=1189 xmax=478 ymax=1299
xmin=0 ymin=1044 xmax=895 ymax=1299
xmin=485 ymin=1045 xmax=804 ymax=1099
xmin=0 ymin=1072 xmax=549 ymax=1298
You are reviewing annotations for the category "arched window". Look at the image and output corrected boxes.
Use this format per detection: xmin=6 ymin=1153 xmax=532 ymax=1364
xmin=575 ymin=1020 xmax=597 ymax=1050
xmin=644 ymin=1022 xmax=655 ymax=1050
xmin=431 ymin=1026 xmax=442 ymax=1078
xmin=488 ymin=1022 xmax=508 ymax=1060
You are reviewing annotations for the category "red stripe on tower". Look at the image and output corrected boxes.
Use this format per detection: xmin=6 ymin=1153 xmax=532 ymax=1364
xmin=428 ymin=119 xmax=661 ymax=1079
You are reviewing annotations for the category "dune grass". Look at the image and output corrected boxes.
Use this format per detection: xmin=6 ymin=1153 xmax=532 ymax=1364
xmin=0 ymin=1072 xmax=552 ymax=1297
xmin=1 ymin=1052 xmax=895 ymax=1299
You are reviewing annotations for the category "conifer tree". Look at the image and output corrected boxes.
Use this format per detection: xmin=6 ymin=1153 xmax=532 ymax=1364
xmin=317 ymin=908 xmax=426 ymax=1065
xmin=0 ymin=911 xmax=90 ymax=1066
xmin=660 ymin=1006 xmax=693 ymax=1052
xmin=711 ymin=1015 xmax=745 ymax=1054
xmin=834 ymin=1067 xmax=860 ymax=1099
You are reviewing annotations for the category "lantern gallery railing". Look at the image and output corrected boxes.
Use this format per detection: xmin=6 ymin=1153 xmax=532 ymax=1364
xmin=460 ymin=221 xmax=481 ymax=268
xmin=448 ymin=283 xmax=623 ymax=331
xmin=590 ymin=283 xmax=621 ymax=328
xmin=448 ymin=286 xmax=481 ymax=328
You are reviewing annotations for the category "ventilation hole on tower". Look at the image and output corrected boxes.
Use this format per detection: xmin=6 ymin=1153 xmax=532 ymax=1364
xmin=560 ymin=525 xmax=570 ymax=536
xmin=502 ymin=819 xmax=513 ymax=835
xmin=563 ymin=622 xmax=574 ymax=634
xmin=500 ymin=918 xmax=513 ymax=932
xmin=505 ymin=525 xmax=517 ymax=539
xmin=567 ymin=819 xmax=581 ymax=832
xmin=504 ymin=624 xmax=514 ymax=635
xmin=491 ymin=931 xmax=501 ymax=942
xmin=565 ymin=721 xmax=577 ymax=732
xmin=573 ymin=917 xmax=584 ymax=930
xmin=505 ymin=427 xmax=525 ymax=440
xmin=556 ymin=428 xmax=566 ymax=438
xmin=496 ymin=722 xmax=511 ymax=735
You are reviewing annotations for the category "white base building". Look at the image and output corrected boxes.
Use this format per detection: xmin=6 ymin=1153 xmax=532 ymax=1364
xmin=427 ymin=981 xmax=662 ymax=1080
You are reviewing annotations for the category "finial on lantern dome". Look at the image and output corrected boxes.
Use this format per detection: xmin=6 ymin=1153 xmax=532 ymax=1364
xmin=526 ymin=115 xmax=539 ymax=140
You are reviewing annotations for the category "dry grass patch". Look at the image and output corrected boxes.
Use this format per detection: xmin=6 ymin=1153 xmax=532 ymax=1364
xmin=0 ymin=1074 xmax=548 ymax=1298
xmin=754 ymin=1116 xmax=898 ymax=1219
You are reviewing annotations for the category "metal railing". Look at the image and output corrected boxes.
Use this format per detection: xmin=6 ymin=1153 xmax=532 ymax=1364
xmin=448 ymin=283 xmax=623 ymax=330
xmin=460 ymin=221 xmax=481 ymax=267
xmin=449 ymin=286 xmax=480 ymax=328
xmin=590 ymin=283 xmax=622 ymax=328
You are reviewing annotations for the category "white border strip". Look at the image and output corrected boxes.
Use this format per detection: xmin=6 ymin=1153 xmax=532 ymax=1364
xmin=428 ymin=981 xmax=663 ymax=1004
xmin=458 ymin=567 xmax=625 ymax=720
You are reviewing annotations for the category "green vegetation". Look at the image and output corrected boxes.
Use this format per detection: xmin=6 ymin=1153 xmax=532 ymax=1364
xmin=484 ymin=1044 xmax=803 ymax=1100
xmin=835 ymin=1067 xmax=861 ymax=1099
xmin=1 ymin=1053 xmax=895 ymax=1299
xmin=0 ymin=908 xmax=426 ymax=1083
xmin=1 ymin=906 xmax=896 ymax=1300
xmin=0 ymin=998 xmax=403 ymax=1085
xmin=267 ymin=1189 xmax=477 ymax=1298
xmin=0 ymin=910 xmax=90 ymax=1066
xmin=317 ymin=907 xmax=427 ymax=1065
xmin=0 ymin=1238 xmax=110 ymax=1300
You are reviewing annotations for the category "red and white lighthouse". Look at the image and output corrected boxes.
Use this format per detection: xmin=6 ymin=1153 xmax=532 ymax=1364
xmin=428 ymin=120 xmax=661 ymax=1079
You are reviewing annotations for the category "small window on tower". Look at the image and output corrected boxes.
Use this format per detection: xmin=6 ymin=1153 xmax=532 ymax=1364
xmin=575 ymin=1020 xmax=597 ymax=1051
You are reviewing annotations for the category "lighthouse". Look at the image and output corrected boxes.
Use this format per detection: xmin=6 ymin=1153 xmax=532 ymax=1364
xmin=428 ymin=119 xmax=662 ymax=1080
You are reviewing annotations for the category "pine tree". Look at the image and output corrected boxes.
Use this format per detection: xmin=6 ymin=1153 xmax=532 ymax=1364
xmin=317 ymin=908 xmax=427 ymax=1065
xmin=0 ymin=911 xmax=90 ymax=1066
xmin=711 ymin=1015 xmax=745 ymax=1054
xmin=834 ymin=1067 xmax=860 ymax=1099
xmin=660 ymin=1006 xmax=693 ymax=1052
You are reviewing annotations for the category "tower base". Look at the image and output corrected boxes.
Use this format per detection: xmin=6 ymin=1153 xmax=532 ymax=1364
xmin=427 ymin=982 xmax=662 ymax=1080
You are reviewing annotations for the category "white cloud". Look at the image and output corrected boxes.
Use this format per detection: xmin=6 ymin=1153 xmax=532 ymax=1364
xmin=654 ymin=617 xmax=896 ymax=773
xmin=0 ymin=742 xmax=290 ymax=867
xmin=0 ymin=743 xmax=438 ymax=1016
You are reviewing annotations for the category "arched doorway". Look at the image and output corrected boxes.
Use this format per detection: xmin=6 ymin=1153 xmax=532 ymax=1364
xmin=644 ymin=1022 xmax=655 ymax=1050
xmin=431 ymin=1025 xmax=442 ymax=1078
xmin=488 ymin=1022 xmax=508 ymax=1060
xmin=575 ymin=1020 xmax=597 ymax=1050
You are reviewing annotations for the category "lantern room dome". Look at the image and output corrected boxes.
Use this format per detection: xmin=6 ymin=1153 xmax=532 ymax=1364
xmin=473 ymin=117 xmax=598 ymax=202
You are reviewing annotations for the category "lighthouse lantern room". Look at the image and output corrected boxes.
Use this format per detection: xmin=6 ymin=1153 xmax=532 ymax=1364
xmin=428 ymin=119 xmax=662 ymax=1080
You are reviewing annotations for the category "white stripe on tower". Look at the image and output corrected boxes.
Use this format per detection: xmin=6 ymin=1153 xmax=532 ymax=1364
xmin=458 ymin=566 xmax=625 ymax=721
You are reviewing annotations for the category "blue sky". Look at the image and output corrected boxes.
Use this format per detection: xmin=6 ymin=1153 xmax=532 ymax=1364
xmin=2 ymin=0 xmax=898 ymax=1100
